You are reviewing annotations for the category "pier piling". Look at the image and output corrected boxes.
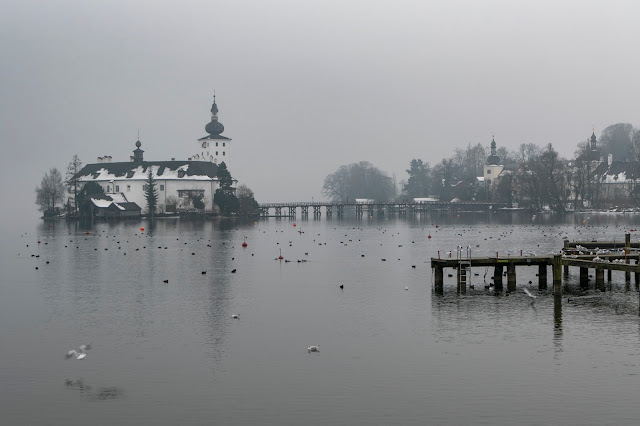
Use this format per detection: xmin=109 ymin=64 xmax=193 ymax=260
xmin=580 ymin=267 xmax=589 ymax=289
xmin=494 ymin=265 xmax=503 ymax=291
xmin=552 ymin=254 xmax=562 ymax=296
xmin=507 ymin=264 xmax=516 ymax=292
xmin=538 ymin=264 xmax=547 ymax=289
xmin=596 ymin=268 xmax=605 ymax=291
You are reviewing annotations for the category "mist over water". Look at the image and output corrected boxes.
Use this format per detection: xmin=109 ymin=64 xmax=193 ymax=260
xmin=2 ymin=212 xmax=640 ymax=425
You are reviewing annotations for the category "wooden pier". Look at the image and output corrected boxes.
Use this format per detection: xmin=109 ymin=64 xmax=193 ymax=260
xmin=431 ymin=234 xmax=640 ymax=296
xmin=258 ymin=200 xmax=506 ymax=217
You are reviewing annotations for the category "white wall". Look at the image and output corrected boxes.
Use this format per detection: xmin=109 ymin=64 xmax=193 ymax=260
xmin=87 ymin=177 xmax=221 ymax=213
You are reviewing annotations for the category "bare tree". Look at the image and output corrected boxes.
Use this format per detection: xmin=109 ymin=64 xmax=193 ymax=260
xmin=35 ymin=168 xmax=66 ymax=216
xmin=322 ymin=161 xmax=394 ymax=202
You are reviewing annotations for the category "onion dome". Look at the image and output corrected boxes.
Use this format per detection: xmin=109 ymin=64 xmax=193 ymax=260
xmin=205 ymin=94 xmax=225 ymax=136
xmin=487 ymin=138 xmax=500 ymax=165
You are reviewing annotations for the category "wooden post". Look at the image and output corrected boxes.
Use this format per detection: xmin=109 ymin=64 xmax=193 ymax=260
xmin=625 ymin=233 xmax=631 ymax=285
xmin=435 ymin=266 xmax=444 ymax=295
xmin=607 ymin=269 xmax=612 ymax=281
xmin=563 ymin=264 xmax=569 ymax=276
xmin=494 ymin=265 xmax=503 ymax=291
xmin=595 ymin=268 xmax=605 ymax=292
xmin=507 ymin=264 xmax=516 ymax=292
xmin=538 ymin=264 xmax=547 ymax=289
xmin=457 ymin=267 xmax=467 ymax=295
xmin=553 ymin=255 xmax=562 ymax=296
xmin=635 ymin=259 xmax=639 ymax=291
xmin=580 ymin=267 xmax=589 ymax=289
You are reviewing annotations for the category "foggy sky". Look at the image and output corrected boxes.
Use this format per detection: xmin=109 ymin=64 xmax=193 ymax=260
xmin=2 ymin=0 xmax=639 ymax=221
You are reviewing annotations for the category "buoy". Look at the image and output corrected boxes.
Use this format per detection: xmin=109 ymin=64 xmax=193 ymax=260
xmin=85 ymin=231 xmax=89 ymax=235
xmin=293 ymin=223 xmax=296 ymax=227
xmin=435 ymin=225 xmax=439 ymax=228
xmin=428 ymin=234 xmax=432 ymax=239
xmin=140 ymin=227 xmax=145 ymax=232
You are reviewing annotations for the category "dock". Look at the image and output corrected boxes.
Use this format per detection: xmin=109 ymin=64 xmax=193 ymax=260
xmin=430 ymin=234 xmax=640 ymax=295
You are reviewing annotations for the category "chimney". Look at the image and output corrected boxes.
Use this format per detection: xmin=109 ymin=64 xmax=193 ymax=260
xmin=608 ymin=153 xmax=613 ymax=166
xmin=171 ymin=158 xmax=175 ymax=161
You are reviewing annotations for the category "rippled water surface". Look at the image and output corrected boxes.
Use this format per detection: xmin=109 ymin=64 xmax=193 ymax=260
xmin=2 ymin=212 xmax=640 ymax=425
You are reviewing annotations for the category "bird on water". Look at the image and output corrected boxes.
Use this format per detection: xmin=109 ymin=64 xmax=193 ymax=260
xmin=308 ymin=345 xmax=319 ymax=353
xmin=65 ymin=344 xmax=92 ymax=360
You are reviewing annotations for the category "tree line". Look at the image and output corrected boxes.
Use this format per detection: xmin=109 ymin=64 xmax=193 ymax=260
xmin=322 ymin=123 xmax=640 ymax=211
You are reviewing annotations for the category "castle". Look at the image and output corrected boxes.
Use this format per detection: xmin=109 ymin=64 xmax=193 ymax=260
xmin=73 ymin=96 xmax=236 ymax=216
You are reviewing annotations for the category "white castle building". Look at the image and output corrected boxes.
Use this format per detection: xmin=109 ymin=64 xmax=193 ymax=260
xmin=73 ymin=97 xmax=236 ymax=215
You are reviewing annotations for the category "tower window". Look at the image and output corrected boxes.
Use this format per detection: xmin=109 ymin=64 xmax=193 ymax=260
xmin=216 ymin=142 xmax=219 ymax=147
xmin=223 ymin=142 xmax=226 ymax=147
xmin=216 ymin=151 xmax=218 ymax=155
xmin=223 ymin=152 xmax=225 ymax=156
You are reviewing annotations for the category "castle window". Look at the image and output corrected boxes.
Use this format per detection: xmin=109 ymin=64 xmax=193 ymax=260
xmin=216 ymin=151 xmax=218 ymax=155
xmin=223 ymin=142 xmax=226 ymax=147
xmin=216 ymin=142 xmax=219 ymax=147
xmin=223 ymin=151 xmax=226 ymax=156
xmin=160 ymin=184 xmax=165 ymax=191
xmin=143 ymin=185 xmax=148 ymax=191
xmin=115 ymin=185 xmax=119 ymax=192
xmin=487 ymin=169 xmax=491 ymax=174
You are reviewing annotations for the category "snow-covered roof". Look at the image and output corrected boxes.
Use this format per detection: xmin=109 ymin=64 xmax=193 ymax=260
xmin=75 ymin=161 xmax=219 ymax=182
xmin=594 ymin=161 xmax=639 ymax=184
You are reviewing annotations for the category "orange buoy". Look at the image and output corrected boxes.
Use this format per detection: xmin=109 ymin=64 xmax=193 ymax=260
xmin=140 ymin=227 xmax=145 ymax=232
xmin=85 ymin=231 xmax=90 ymax=235
xmin=293 ymin=223 xmax=296 ymax=227
xmin=428 ymin=234 xmax=432 ymax=239
xmin=242 ymin=236 xmax=248 ymax=247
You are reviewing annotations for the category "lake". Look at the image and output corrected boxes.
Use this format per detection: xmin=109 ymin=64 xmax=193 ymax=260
xmin=1 ymin=212 xmax=640 ymax=425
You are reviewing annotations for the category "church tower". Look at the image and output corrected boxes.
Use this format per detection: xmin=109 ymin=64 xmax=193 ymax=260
xmin=190 ymin=94 xmax=232 ymax=166
xmin=588 ymin=129 xmax=601 ymax=162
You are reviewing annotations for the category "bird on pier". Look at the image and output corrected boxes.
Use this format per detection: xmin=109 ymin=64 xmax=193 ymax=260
xmin=66 ymin=344 xmax=92 ymax=360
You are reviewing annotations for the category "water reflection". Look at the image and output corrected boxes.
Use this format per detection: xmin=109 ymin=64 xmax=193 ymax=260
xmin=553 ymin=296 xmax=563 ymax=356
xmin=64 ymin=378 xmax=125 ymax=401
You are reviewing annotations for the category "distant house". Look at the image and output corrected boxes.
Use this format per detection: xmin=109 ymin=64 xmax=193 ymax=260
xmin=593 ymin=154 xmax=640 ymax=204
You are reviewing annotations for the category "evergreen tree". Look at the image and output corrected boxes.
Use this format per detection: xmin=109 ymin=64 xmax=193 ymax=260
xmin=65 ymin=154 xmax=83 ymax=214
xmin=214 ymin=162 xmax=239 ymax=215
xmin=144 ymin=168 xmax=159 ymax=217
xmin=403 ymin=159 xmax=431 ymax=198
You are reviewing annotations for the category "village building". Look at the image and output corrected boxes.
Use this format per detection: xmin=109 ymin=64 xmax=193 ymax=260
xmin=73 ymin=97 xmax=236 ymax=216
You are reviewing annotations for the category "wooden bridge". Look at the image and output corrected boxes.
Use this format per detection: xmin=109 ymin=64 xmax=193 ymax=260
xmin=258 ymin=200 xmax=507 ymax=217
xmin=431 ymin=234 xmax=640 ymax=296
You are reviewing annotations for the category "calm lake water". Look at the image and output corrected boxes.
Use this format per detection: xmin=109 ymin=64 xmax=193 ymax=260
xmin=2 ymin=212 xmax=640 ymax=425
